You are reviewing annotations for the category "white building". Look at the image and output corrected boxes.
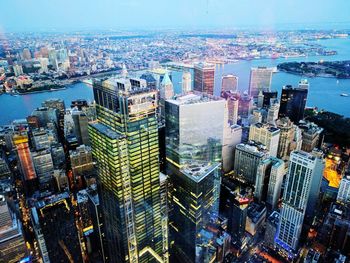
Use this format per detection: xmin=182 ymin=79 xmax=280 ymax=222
xmin=277 ymin=151 xmax=324 ymax=252
xmin=337 ymin=176 xmax=350 ymax=203
xmin=249 ymin=123 xmax=280 ymax=157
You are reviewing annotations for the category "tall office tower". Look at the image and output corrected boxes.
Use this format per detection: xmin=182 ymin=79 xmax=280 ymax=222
xmin=221 ymin=74 xmax=238 ymax=93
xmin=222 ymin=123 xmax=242 ymax=173
xmin=226 ymin=94 xmax=239 ymax=125
xmin=42 ymin=99 xmax=66 ymax=137
xmin=165 ymin=92 xmax=225 ymax=262
xmin=277 ymin=151 xmax=324 ymax=252
xmin=70 ymin=145 xmax=94 ymax=183
xmin=89 ymin=77 xmax=168 ymax=263
xmin=262 ymin=91 xmax=278 ymax=108
xmin=0 ymin=198 xmax=28 ymax=263
xmin=48 ymin=48 xmax=58 ymax=70
xmin=51 ymin=143 xmax=65 ymax=168
xmin=249 ymin=123 xmax=280 ymax=157
xmin=22 ymin=48 xmax=32 ymax=60
xmin=257 ymin=90 xmax=264 ymax=108
xmin=337 ymin=176 xmax=350 ymax=203
xmin=278 ymin=85 xmax=308 ymax=124
xmin=13 ymin=133 xmax=36 ymax=181
xmin=238 ymin=92 xmax=253 ymax=123
xmin=72 ymin=109 xmax=90 ymax=146
xmin=13 ymin=64 xmax=23 ymax=76
xmin=264 ymin=211 xmax=280 ymax=248
xmin=32 ymin=149 xmax=54 ymax=191
xmin=159 ymin=70 xmax=174 ymax=100
xmin=0 ymin=157 xmax=11 ymax=181
xmin=193 ymin=62 xmax=215 ymax=95
xmin=234 ymin=142 xmax=269 ymax=185
xmin=266 ymin=99 xmax=280 ymax=125
xmin=276 ymin=117 xmax=295 ymax=161
xmin=299 ymin=122 xmax=324 ymax=152
xmin=298 ymin=79 xmax=309 ymax=89
xmin=249 ymin=67 xmax=273 ymax=98
xmin=32 ymin=107 xmax=58 ymax=127
xmin=31 ymin=128 xmax=51 ymax=151
xmin=182 ymin=71 xmax=192 ymax=94
xmin=256 ymin=157 xmax=284 ymax=210
xmin=30 ymin=192 xmax=83 ymax=262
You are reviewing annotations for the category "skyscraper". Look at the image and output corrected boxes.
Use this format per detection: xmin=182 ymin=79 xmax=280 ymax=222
xmin=337 ymin=176 xmax=350 ymax=203
xmin=159 ymin=70 xmax=174 ymax=100
xmin=249 ymin=67 xmax=273 ymax=98
xmin=249 ymin=123 xmax=280 ymax=157
xmin=277 ymin=151 xmax=324 ymax=253
xmin=181 ymin=71 xmax=192 ymax=94
xmin=165 ymin=92 xmax=225 ymax=262
xmin=13 ymin=133 xmax=36 ymax=181
xmin=278 ymin=85 xmax=308 ymax=124
xmin=193 ymin=62 xmax=215 ymax=95
xmin=89 ymin=77 xmax=168 ymax=263
xmin=221 ymin=74 xmax=238 ymax=93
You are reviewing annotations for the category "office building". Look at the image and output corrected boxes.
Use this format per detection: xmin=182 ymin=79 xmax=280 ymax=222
xmin=0 ymin=157 xmax=11 ymax=181
xmin=51 ymin=143 xmax=65 ymax=169
xmin=249 ymin=67 xmax=273 ymax=98
xmin=262 ymin=91 xmax=278 ymax=108
xmin=89 ymin=77 xmax=168 ymax=263
xmin=72 ymin=109 xmax=90 ymax=146
xmin=278 ymin=85 xmax=308 ymax=124
xmin=245 ymin=202 xmax=267 ymax=236
xmin=193 ymin=62 xmax=215 ymax=95
xmin=182 ymin=71 xmax=191 ymax=94
xmin=32 ymin=149 xmax=54 ymax=191
xmin=31 ymin=128 xmax=51 ymax=151
xmin=238 ymin=92 xmax=252 ymax=124
xmin=256 ymin=157 xmax=285 ymax=210
xmin=159 ymin=70 xmax=174 ymax=100
xmin=70 ymin=145 xmax=94 ymax=183
xmin=249 ymin=123 xmax=280 ymax=157
xmin=165 ymin=92 xmax=225 ymax=262
xmin=264 ymin=211 xmax=280 ymax=248
xmin=42 ymin=99 xmax=66 ymax=136
xmin=337 ymin=176 xmax=350 ymax=203
xmin=299 ymin=121 xmax=324 ymax=152
xmin=31 ymin=192 xmax=83 ymax=262
xmin=266 ymin=99 xmax=280 ymax=125
xmin=221 ymin=74 xmax=238 ymax=93
xmin=0 ymin=198 xmax=27 ymax=263
xmin=32 ymin=107 xmax=58 ymax=127
xmin=276 ymin=117 xmax=296 ymax=161
xmin=277 ymin=151 xmax=324 ymax=252
xmin=22 ymin=48 xmax=31 ymax=60
xmin=222 ymin=124 xmax=242 ymax=173
xmin=234 ymin=142 xmax=269 ymax=184
xmin=224 ymin=92 xmax=240 ymax=125
xmin=13 ymin=133 xmax=36 ymax=181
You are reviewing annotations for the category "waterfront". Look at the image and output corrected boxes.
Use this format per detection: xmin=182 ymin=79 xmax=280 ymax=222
xmin=0 ymin=38 xmax=349 ymax=125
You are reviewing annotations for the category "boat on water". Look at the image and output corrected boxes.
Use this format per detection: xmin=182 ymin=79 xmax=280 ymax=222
xmin=340 ymin=93 xmax=349 ymax=97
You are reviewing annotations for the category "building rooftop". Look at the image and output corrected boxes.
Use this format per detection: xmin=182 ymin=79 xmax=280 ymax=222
xmin=267 ymin=211 xmax=280 ymax=227
xmin=168 ymin=92 xmax=223 ymax=106
xmin=181 ymin=162 xmax=220 ymax=183
xmin=247 ymin=202 xmax=267 ymax=223
xmin=89 ymin=122 xmax=124 ymax=140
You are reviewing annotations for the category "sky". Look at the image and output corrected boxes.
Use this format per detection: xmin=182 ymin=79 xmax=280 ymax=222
xmin=1 ymin=0 xmax=350 ymax=32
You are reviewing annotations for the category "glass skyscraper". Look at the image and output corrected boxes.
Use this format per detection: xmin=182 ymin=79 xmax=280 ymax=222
xmin=89 ymin=77 xmax=168 ymax=263
xmin=165 ymin=92 xmax=225 ymax=263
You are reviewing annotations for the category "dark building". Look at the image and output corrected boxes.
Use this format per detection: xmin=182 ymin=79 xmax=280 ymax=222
xmin=262 ymin=91 xmax=278 ymax=108
xmin=71 ymin=99 xmax=88 ymax=110
xmin=30 ymin=192 xmax=83 ymax=262
xmin=193 ymin=62 xmax=215 ymax=95
xmin=278 ymin=85 xmax=308 ymax=124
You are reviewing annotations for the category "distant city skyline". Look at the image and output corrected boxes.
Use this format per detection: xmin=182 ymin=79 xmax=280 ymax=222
xmin=1 ymin=0 xmax=350 ymax=32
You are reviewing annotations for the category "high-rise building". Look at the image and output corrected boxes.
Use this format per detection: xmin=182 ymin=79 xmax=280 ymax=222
xmin=238 ymin=92 xmax=253 ymax=124
xmin=262 ymin=91 xmax=278 ymax=108
xmin=31 ymin=128 xmax=51 ymax=151
xmin=221 ymin=74 xmax=238 ymax=93
xmin=181 ymin=71 xmax=192 ymax=94
xmin=224 ymin=92 xmax=240 ymax=125
xmin=266 ymin=99 xmax=280 ymax=125
xmin=0 ymin=198 xmax=28 ymax=263
xmin=32 ymin=149 xmax=54 ymax=191
xmin=299 ymin=121 xmax=324 ymax=152
xmin=277 ymin=151 xmax=324 ymax=253
xmin=70 ymin=145 xmax=94 ymax=183
xmin=222 ymin=124 xmax=242 ymax=173
xmin=42 ymin=99 xmax=66 ymax=137
xmin=264 ymin=211 xmax=280 ymax=248
xmin=278 ymin=85 xmax=308 ymax=124
xmin=337 ymin=176 xmax=350 ymax=203
xmin=32 ymin=107 xmax=58 ymax=127
xmin=165 ymin=92 xmax=225 ymax=262
xmin=30 ymin=192 xmax=83 ymax=262
xmin=0 ymin=157 xmax=11 ymax=181
xmin=72 ymin=109 xmax=90 ymax=146
xmin=256 ymin=157 xmax=285 ymax=210
xmin=234 ymin=142 xmax=269 ymax=184
xmin=89 ymin=77 xmax=168 ymax=263
xmin=249 ymin=67 xmax=273 ymax=98
xmin=159 ymin=70 xmax=174 ymax=100
xmin=193 ymin=62 xmax=215 ymax=95
xmin=22 ymin=48 xmax=32 ymax=60
xmin=13 ymin=133 xmax=36 ymax=181
xmin=249 ymin=123 xmax=280 ymax=157
xmin=245 ymin=202 xmax=267 ymax=236
xmin=276 ymin=117 xmax=295 ymax=161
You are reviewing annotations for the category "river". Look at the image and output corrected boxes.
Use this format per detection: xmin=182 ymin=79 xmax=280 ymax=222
xmin=0 ymin=38 xmax=349 ymax=125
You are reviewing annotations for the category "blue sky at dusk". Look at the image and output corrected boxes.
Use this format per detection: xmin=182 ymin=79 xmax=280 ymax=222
xmin=1 ymin=0 xmax=350 ymax=31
